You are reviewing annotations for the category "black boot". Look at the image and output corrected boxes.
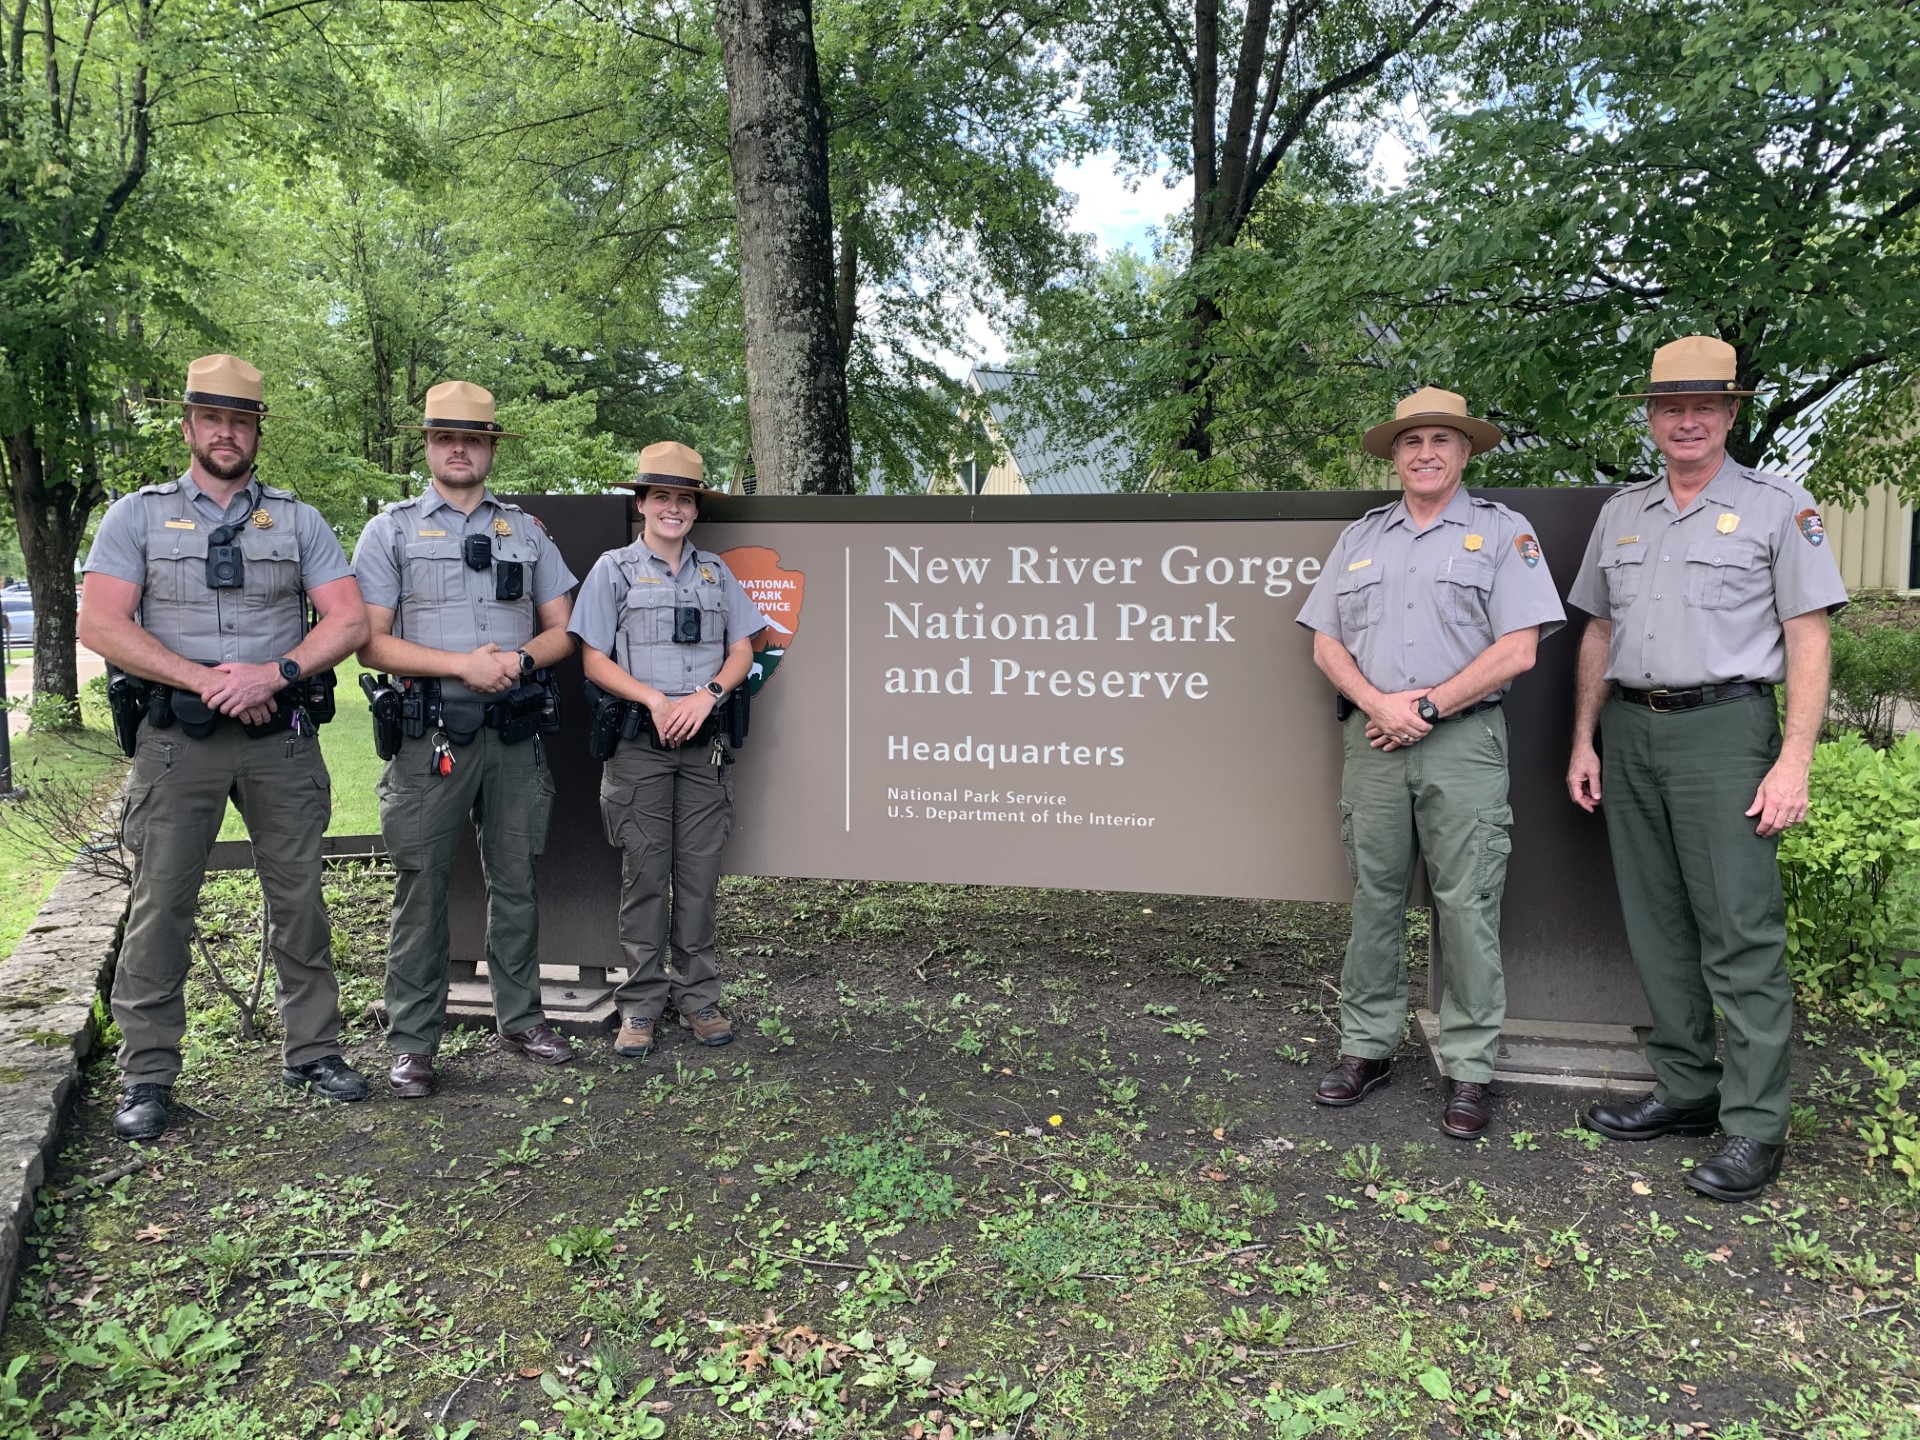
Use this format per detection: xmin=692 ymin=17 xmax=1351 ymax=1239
xmin=1583 ymin=1093 xmax=1719 ymax=1142
xmin=112 ymin=1084 xmax=171 ymax=1141
xmin=1685 ymin=1137 xmax=1784 ymax=1202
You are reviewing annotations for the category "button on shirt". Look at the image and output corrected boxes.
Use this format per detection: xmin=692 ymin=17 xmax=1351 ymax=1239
xmin=1296 ymin=487 xmax=1566 ymax=693
xmin=568 ymin=541 xmax=768 ymax=697
xmin=1567 ymin=457 xmax=1848 ymax=688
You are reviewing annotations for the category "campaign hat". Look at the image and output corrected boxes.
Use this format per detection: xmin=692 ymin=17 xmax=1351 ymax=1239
xmin=157 ymin=354 xmax=268 ymax=416
xmin=618 ymin=440 xmax=708 ymax=492
xmin=1617 ymin=335 xmax=1758 ymax=399
xmin=1361 ymin=386 xmax=1503 ymax=459
xmin=397 ymin=380 xmax=522 ymax=438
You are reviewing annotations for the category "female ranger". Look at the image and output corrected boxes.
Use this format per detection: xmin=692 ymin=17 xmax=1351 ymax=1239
xmin=567 ymin=443 xmax=768 ymax=1059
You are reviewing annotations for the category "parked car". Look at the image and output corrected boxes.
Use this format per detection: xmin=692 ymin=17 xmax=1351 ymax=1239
xmin=1 ymin=592 xmax=31 ymax=651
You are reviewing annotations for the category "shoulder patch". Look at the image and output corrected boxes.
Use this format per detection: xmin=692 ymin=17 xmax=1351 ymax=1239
xmin=1794 ymin=508 xmax=1826 ymax=546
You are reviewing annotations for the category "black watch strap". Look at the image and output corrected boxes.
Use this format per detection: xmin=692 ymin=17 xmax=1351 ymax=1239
xmin=1417 ymin=697 xmax=1440 ymax=724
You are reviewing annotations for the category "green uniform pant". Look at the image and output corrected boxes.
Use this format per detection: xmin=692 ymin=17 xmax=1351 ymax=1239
xmin=377 ymin=728 xmax=557 ymax=1053
xmin=1336 ymin=708 xmax=1514 ymax=1082
xmin=1598 ymin=693 xmax=1791 ymax=1143
xmin=598 ymin=737 xmax=733 ymax=1021
xmin=114 ymin=723 xmax=341 ymax=1085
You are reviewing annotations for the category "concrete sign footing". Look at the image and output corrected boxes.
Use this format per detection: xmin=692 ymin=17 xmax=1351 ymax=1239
xmin=1414 ymin=1010 xmax=1656 ymax=1094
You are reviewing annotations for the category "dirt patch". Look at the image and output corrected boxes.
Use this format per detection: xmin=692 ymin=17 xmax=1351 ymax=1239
xmin=2 ymin=871 xmax=1915 ymax=1438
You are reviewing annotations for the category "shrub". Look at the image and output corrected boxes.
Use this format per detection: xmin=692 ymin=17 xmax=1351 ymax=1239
xmin=1828 ymin=612 xmax=1920 ymax=750
xmin=1779 ymin=734 xmax=1920 ymax=1021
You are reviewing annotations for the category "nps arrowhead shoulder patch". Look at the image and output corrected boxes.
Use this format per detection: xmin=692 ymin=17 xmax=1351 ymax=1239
xmin=1514 ymin=534 xmax=1541 ymax=568
xmin=1795 ymin=508 xmax=1826 ymax=546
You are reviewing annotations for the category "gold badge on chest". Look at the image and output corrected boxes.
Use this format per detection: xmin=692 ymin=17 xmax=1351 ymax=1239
xmin=1716 ymin=513 xmax=1740 ymax=534
xmin=250 ymin=509 xmax=273 ymax=529
xmin=698 ymin=564 xmax=717 ymax=584
xmin=1463 ymin=534 xmax=1483 ymax=552
xmin=492 ymin=518 xmax=512 ymax=537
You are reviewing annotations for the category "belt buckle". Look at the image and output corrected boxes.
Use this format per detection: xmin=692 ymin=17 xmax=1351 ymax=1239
xmin=1647 ymin=688 xmax=1675 ymax=714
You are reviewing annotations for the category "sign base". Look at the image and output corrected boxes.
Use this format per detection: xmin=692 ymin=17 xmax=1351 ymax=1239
xmin=1414 ymin=1010 xmax=1654 ymax=1094
xmin=442 ymin=963 xmax=620 ymax=1036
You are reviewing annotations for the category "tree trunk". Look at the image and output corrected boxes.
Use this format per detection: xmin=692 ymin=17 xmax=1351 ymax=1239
xmin=4 ymin=427 xmax=92 ymax=711
xmin=715 ymin=0 xmax=855 ymax=496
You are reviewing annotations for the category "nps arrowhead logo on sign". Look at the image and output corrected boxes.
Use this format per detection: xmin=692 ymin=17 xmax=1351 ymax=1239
xmin=720 ymin=546 xmax=804 ymax=696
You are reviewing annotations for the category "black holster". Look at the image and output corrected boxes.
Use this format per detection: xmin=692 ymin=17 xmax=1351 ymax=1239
xmin=486 ymin=680 xmax=548 ymax=746
xmin=585 ymin=680 xmax=631 ymax=762
xmin=106 ymin=670 xmax=150 ymax=757
xmin=361 ymin=672 xmax=404 ymax=760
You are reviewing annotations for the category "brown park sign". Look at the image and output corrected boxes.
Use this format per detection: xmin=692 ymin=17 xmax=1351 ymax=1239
xmin=448 ymin=491 xmax=1651 ymax=1033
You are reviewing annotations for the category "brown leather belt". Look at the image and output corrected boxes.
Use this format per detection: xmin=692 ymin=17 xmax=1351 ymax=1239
xmin=1616 ymin=682 xmax=1773 ymax=713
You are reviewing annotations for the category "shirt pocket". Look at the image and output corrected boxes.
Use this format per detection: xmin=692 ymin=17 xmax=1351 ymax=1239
xmin=238 ymin=530 xmax=302 ymax=606
xmin=402 ymin=539 xmax=465 ymax=605
xmin=622 ymin=583 xmax=676 ymax=644
xmin=145 ymin=528 xmax=210 ymax=603
xmin=697 ymin=582 xmax=728 ymax=641
xmin=1334 ymin=568 xmax=1384 ymax=631
xmin=1598 ymin=542 xmax=1650 ymax=613
xmin=1438 ymin=555 xmax=1495 ymax=628
xmin=1684 ymin=539 xmax=1765 ymax=610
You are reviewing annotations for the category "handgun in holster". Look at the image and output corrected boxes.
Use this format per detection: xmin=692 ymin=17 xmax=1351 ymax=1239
xmin=106 ymin=669 xmax=151 ymax=757
xmin=360 ymin=672 xmax=404 ymax=760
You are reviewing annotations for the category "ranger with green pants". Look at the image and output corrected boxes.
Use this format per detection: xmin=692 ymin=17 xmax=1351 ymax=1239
xmin=352 ymin=382 xmax=579 ymax=1097
xmin=1568 ymin=336 xmax=1847 ymax=1202
xmin=1297 ymin=388 xmax=1566 ymax=1140
xmin=569 ymin=442 xmax=768 ymax=1060
xmin=78 ymin=354 xmax=375 ymax=1141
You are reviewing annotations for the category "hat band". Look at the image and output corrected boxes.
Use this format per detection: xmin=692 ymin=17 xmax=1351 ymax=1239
xmin=183 ymin=390 xmax=266 ymax=413
xmin=1643 ymin=379 xmax=1741 ymax=394
xmin=635 ymin=471 xmax=703 ymax=487
xmin=422 ymin=417 xmax=503 ymax=433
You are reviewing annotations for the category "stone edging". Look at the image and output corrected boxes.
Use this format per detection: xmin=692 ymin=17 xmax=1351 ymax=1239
xmin=0 ymin=861 xmax=128 ymax=1330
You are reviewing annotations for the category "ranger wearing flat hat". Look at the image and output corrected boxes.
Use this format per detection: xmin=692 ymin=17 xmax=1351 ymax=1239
xmin=78 ymin=354 xmax=375 ymax=1140
xmin=1567 ymin=336 xmax=1847 ymax=1201
xmin=1297 ymin=388 xmax=1566 ymax=1140
xmin=567 ymin=442 xmax=769 ymax=1059
xmin=351 ymin=381 xmax=581 ymax=1095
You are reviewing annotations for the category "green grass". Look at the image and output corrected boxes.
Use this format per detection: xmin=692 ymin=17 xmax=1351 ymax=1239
xmin=217 ymin=658 xmax=381 ymax=840
xmin=0 ymin=689 xmax=125 ymax=960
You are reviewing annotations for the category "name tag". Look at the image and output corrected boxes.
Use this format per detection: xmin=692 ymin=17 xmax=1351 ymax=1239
xmin=633 ymin=575 xmax=664 ymax=585
xmin=418 ymin=529 xmax=447 ymax=537
xmin=164 ymin=519 xmax=196 ymax=530
xmin=1346 ymin=558 xmax=1373 ymax=572
xmin=1615 ymin=535 xmax=1640 ymax=545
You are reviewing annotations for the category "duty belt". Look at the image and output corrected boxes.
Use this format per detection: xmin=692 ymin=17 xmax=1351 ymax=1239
xmin=1616 ymin=682 xmax=1773 ymax=713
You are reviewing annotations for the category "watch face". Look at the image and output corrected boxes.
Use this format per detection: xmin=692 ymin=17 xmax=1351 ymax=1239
xmin=278 ymin=659 xmax=301 ymax=682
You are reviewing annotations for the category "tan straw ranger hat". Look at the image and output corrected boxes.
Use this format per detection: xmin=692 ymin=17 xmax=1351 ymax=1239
xmin=1617 ymin=335 xmax=1758 ymax=399
xmin=617 ymin=440 xmax=707 ymax=492
xmin=156 ymin=354 xmax=268 ymax=416
xmin=397 ymin=380 xmax=522 ymax=438
xmin=1361 ymin=386 xmax=1503 ymax=459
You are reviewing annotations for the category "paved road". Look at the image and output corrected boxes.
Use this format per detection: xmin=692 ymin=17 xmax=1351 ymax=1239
xmin=4 ymin=645 xmax=109 ymax=738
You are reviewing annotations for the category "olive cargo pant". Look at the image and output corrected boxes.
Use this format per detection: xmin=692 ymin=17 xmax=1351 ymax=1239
xmin=1598 ymin=693 xmax=1792 ymax=1144
xmin=377 ymin=728 xmax=557 ymax=1052
xmin=1336 ymin=707 xmax=1514 ymax=1082
xmin=115 ymin=723 xmax=343 ymax=1085
xmin=598 ymin=736 xmax=733 ymax=1022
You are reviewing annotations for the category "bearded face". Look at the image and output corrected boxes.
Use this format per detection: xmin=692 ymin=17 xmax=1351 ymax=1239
xmin=182 ymin=407 xmax=261 ymax=482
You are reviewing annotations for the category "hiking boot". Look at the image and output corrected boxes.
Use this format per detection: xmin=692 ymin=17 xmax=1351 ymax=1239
xmin=388 ymin=1053 xmax=436 ymax=1098
xmin=1314 ymin=1055 xmax=1392 ymax=1107
xmin=613 ymin=1016 xmax=657 ymax=1058
xmin=113 ymin=1083 xmax=171 ymax=1141
xmin=679 ymin=1005 xmax=733 ymax=1047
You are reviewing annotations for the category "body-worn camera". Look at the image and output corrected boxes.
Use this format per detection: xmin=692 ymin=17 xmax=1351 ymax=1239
xmin=495 ymin=561 xmax=524 ymax=602
xmin=205 ymin=525 xmax=245 ymax=589
xmin=672 ymin=604 xmax=702 ymax=644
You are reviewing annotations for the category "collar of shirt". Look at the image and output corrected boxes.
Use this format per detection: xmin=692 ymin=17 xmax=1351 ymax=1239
xmin=1380 ymin=483 xmax=1474 ymax=535
xmin=176 ymin=469 xmax=260 ymax=524
xmin=631 ymin=541 xmax=705 ymax=585
xmin=418 ymin=484 xmax=500 ymax=526
xmin=1644 ymin=453 xmax=1742 ymax=518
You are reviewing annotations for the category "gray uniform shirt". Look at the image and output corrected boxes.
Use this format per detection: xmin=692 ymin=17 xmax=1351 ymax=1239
xmin=569 ymin=540 xmax=767 ymax=698
xmin=1297 ymin=487 xmax=1567 ymax=694
xmin=1567 ymin=456 xmax=1848 ymax=688
xmin=83 ymin=470 xmax=350 ymax=665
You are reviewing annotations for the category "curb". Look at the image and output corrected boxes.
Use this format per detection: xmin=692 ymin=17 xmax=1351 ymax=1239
xmin=0 ymin=860 xmax=128 ymax=1330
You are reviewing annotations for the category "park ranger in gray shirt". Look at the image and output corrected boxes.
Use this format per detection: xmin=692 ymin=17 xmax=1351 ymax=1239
xmin=1567 ymin=336 xmax=1848 ymax=1203
xmin=352 ymin=382 xmax=579 ymax=1096
xmin=569 ymin=441 xmax=767 ymax=1060
xmin=1297 ymin=388 xmax=1565 ymax=1140
xmin=79 ymin=354 xmax=374 ymax=1141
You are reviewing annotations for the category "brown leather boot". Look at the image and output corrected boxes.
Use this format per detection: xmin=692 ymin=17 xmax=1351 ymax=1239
xmin=679 ymin=1005 xmax=733 ymax=1047
xmin=1441 ymin=1080 xmax=1492 ymax=1140
xmin=500 ymin=1022 xmax=575 ymax=1065
xmin=388 ymin=1053 xmax=436 ymax=1098
xmin=1314 ymin=1055 xmax=1392 ymax=1107
xmin=613 ymin=1016 xmax=657 ymax=1058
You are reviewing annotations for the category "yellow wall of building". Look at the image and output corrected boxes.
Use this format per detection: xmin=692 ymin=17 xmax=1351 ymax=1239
xmin=1826 ymin=483 xmax=1915 ymax=593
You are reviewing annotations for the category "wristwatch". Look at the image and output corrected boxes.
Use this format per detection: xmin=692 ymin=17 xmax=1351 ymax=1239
xmin=517 ymin=648 xmax=536 ymax=678
xmin=274 ymin=657 xmax=302 ymax=684
xmin=704 ymin=680 xmax=725 ymax=699
xmin=1416 ymin=697 xmax=1440 ymax=724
